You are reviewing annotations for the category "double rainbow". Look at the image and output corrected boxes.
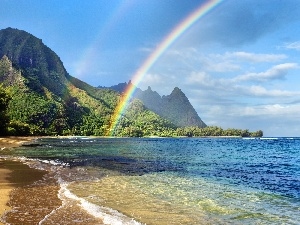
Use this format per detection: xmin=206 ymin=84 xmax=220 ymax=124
xmin=108 ymin=0 xmax=223 ymax=136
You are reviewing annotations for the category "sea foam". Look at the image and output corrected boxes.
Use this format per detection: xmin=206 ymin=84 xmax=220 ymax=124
xmin=57 ymin=179 xmax=144 ymax=225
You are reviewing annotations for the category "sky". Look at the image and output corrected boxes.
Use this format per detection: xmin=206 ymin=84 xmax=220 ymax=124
xmin=1 ymin=0 xmax=300 ymax=137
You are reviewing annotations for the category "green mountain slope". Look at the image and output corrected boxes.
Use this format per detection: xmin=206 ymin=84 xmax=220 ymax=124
xmin=0 ymin=28 xmax=178 ymax=136
xmin=0 ymin=27 xmax=67 ymax=96
xmin=0 ymin=28 xmax=263 ymax=137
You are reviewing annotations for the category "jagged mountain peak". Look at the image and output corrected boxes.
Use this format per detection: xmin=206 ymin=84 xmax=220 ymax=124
xmin=167 ymin=87 xmax=186 ymax=99
xmin=134 ymin=85 xmax=206 ymax=128
xmin=102 ymin=81 xmax=207 ymax=128
xmin=172 ymin=86 xmax=181 ymax=93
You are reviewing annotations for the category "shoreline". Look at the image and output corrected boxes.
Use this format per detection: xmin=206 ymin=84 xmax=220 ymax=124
xmin=0 ymin=136 xmax=39 ymax=149
xmin=0 ymin=136 xmax=40 ymax=224
xmin=0 ymin=164 xmax=12 ymax=224
xmin=0 ymin=136 xmax=106 ymax=225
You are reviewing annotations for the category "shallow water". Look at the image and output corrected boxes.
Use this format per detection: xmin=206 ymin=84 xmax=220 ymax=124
xmin=1 ymin=137 xmax=300 ymax=224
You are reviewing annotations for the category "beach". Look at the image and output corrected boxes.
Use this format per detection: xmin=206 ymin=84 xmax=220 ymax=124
xmin=0 ymin=137 xmax=50 ymax=225
xmin=0 ymin=137 xmax=36 ymax=219
xmin=0 ymin=137 xmax=106 ymax=225
xmin=0 ymin=137 xmax=37 ymax=149
xmin=0 ymin=164 xmax=12 ymax=224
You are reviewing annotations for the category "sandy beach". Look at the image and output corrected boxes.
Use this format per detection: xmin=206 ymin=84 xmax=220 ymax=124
xmin=0 ymin=136 xmax=39 ymax=149
xmin=0 ymin=137 xmax=40 ymax=224
xmin=0 ymin=165 xmax=12 ymax=224
xmin=0 ymin=137 xmax=104 ymax=225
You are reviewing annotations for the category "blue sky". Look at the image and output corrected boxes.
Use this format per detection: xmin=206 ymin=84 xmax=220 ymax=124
xmin=1 ymin=0 xmax=300 ymax=136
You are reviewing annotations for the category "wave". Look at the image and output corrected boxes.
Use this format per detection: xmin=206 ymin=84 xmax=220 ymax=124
xmin=1 ymin=155 xmax=144 ymax=225
xmin=57 ymin=179 xmax=144 ymax=225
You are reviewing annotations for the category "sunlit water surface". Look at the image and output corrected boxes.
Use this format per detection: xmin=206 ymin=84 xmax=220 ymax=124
xmin=2 ymin=137 xmax=300 ymax=224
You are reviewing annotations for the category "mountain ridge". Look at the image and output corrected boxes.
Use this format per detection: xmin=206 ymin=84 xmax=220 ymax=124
xmin=0 ymin=28 xmax=182 ymax=136
xmin=99 ymin=82 xmax=207 ymax=128
xmin=0 ymin=27 xmax=263 ymax=137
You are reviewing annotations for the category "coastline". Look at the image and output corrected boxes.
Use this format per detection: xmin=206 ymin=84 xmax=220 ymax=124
xmin=0 ymin=136 xmax=105 ymax=225
xmin=0 ymin=136 xmax=296 ymax=224
xmin=0 ymin=164 xmax=12 ymax=224
xmin=0 ymin=136 xmax=38 ymax=149
xmin=0 ymin=136 xmax=39 ymax=224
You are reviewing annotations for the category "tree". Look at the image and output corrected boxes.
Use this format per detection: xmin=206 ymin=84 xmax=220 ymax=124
xmin=251 ymin=130 xmax=263 ymax=137
xmin=0 ymin=85 xmax=11 ymax=135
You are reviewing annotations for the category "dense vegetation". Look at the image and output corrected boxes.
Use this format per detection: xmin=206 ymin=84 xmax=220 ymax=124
xmin=112 ymin=100 xmax=263 ymax=137
xmin=0 ymin=56 xmax=263 ymax=137
xmin=0 ymin=28 xmax=263 ymax=137
xmin=175 ymin=126 xmax=263 ymax=138
xmin=112 ymin=99 xmax=177 ymax=137
xmin=0 ymin=53 xmax=180 ymax=137
xmin=0 ymin=84 xmax=10 ymax=135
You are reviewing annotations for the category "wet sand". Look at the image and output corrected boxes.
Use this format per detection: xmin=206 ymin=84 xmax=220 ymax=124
xmin=0 ymin=160 xmax=58 ymax=224
xmin=0 ymin=136 xmax=50 ymax=224
xmin=0 ymin=137 xmax=35 ymax=224
xmin=0 ymin=136 xmax=38 ymax=149
xmin=0 ymin=137 xmax=105 ymax=225
xmin=0 ymin=165 xmax=12 ymax=224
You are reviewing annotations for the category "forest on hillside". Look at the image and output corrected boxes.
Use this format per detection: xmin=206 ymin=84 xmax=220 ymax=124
xmin=0 ymin=28 xmax=263 ymax=138
xmin=0 ymin=82 xmax=263 ymax=138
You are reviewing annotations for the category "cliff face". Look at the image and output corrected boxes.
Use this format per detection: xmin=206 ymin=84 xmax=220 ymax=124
xmin=0 ymin=27 xmax=68 ymax=96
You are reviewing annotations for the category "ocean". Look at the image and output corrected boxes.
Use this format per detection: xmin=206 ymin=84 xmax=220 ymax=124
xmin=1 ymin=137 xmax=300 ymax=224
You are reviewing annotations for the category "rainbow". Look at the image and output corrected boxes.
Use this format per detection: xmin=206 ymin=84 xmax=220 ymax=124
xmin=108 ymin=0 xmax=223 ymax=136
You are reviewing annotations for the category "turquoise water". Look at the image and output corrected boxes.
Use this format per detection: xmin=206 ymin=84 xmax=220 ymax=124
xmin=2 ymin=137 xmax=300 ymax=224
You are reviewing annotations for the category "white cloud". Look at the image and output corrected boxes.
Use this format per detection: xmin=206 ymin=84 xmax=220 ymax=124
xmin=136 ymin=73 xmax=163 ymax=87
xmin=201 ymin=51 xmax=287 ymax=73
xmin=137 ymin=73 xmax=177 ymax=94
xmin=204 ymin=59 xmax=241 ymax=73
xmin=185 ymin=70 xmax=300 ymax=98
xmin=234 ymin=63 xmax=298 ymax=82
xmin=157 ymin=49 xmax=289 ymax=78
xmin=203 ymin=52 xmax=287 ymax=64
xmin=229 ymin=51 xmax=287 ymax=62
xmin=244 ymin=85 xmax=299 ymax=97
xmin=138 ymin=47 xmax=153 ymax=53
xmin=192 ymin=101 xmax=300 ymax=136
xmin=282 ymin=41 xmax=300 ymax=51
xmin=235 ymin=103 xmax=300 ymax=117
xmin=185 ymin=72 xmax=217 ymax=87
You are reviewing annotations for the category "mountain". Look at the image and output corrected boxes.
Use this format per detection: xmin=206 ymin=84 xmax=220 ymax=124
xmin=102 ymin=82 xmax=207 ymax=128
xmin=0 ymin=28 xmax=121 ymax=135
xmin=0 ymin=27 xmax=68 ymax=96
xmin=0 ymin=28 xmax=178 ymax=136
xmin=135 ymin=86 xmax=206 ymax=128
xmin=0 ymin=28 xmax=262 ymax=137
